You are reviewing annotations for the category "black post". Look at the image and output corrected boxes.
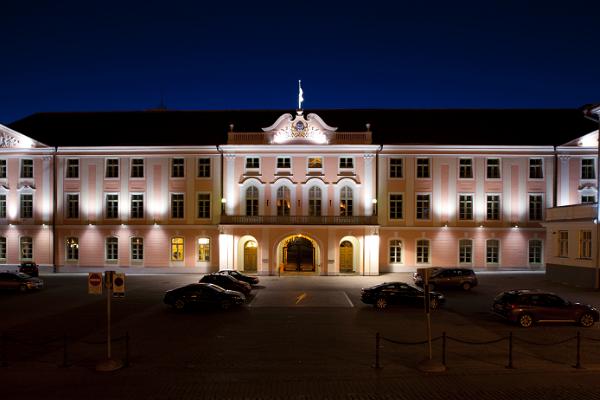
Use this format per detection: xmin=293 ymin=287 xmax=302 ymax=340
xmin=1 ymin=333 xmax=7 ymax=367
xmin=506 ymin=332 xmax=514 ymax=369
xmin=125 ymin=332 xmax=130 ymax=367
xmin=442 ymin=331 xmax=447 ymax=366
xmin=373 ymin=332 xmax=381 ymax=369
xmin=61 ymin=334 xmax=70 ymax=368
xmin=575 ymin=331 xmax=582 ymax=369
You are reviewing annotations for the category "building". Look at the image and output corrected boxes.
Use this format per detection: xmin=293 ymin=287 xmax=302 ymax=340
xmin=0 ymin=105 xmax=598 ymax=279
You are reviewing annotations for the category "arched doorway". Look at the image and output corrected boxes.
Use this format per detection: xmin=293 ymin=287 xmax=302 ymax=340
xmin=339 ymin=240 xmax=353 ymax=273
xmin=283 ymin=236 xmax=315 ymax=271
xmin=244 ymin=240 xmax=258 ymax=272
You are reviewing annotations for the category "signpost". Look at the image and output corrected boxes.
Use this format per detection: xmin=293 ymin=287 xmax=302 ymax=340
xmin=94 ymin=271 xmax=125 ymax=372
xmin=88 ymin=273 xmax=103 ymax=295
xmin=416 ymin=267 xmax=446 ymax=372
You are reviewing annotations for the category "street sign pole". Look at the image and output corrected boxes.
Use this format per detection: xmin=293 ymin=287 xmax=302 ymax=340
xmin=417 ymin=267 xmax=446 ymax=373
xmin=96 ymin=271 xmax=123 ymax=372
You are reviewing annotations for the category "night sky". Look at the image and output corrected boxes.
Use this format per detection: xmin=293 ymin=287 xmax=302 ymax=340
xmin=1 ymin=1 xmax=599 ymax=124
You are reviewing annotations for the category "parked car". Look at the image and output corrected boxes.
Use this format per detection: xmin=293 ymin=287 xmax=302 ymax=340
xmin=360 ymin=282 xmax=445 ymax=310
xmin=412 ymin=267 xmax=443 ymax=283
xmin=492 ymin=289 xmax=599 ymax=328
xmin=19 ymin=262 xmax=39 ymax=277
xmin=414 ymin=267 xmax=478 ymax=291
xmin=218 ymin=270 xmax=259 ymax=285
xmin=164 ymin=283 xmax=246 ymax=310
xmin=199 ymin=274 xmax=252 ymax=295
xmin=0 ymin=272 xmax=44 ymax=292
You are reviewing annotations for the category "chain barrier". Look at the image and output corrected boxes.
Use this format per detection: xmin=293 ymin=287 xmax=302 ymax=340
xmin=373 ymin=330 xmax=599 ymax=370
xmin=1 ymin=331 xmax=130 ymax=368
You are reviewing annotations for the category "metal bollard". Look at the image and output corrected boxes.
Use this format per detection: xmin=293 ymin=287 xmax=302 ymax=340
xmin=125 ymin=332 xmax=130 ymax=367
xmin=506 ymin=332 xmax=514 ymax=369
xmin=373 ymin=332 xmax=381 ymax=369
xmin=574 ymin=331 xmax=582 ymax=369
xmin=442 ymin=331 xmax=447 ymax=366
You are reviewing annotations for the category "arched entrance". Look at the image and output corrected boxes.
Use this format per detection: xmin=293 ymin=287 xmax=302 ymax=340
xmin=339 ymin=240 xmax=353 ymax=273
xmin=243 ymin=240 xmax=258 ymax=272
xmin=283 ymin=236 xmax=315 ymax=271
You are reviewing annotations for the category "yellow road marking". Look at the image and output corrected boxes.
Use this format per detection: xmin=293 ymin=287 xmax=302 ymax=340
xmin=295 ymin=292 xmax=307 ymax=304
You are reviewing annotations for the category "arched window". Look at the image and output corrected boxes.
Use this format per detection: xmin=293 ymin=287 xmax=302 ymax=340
xmin=246 ymin=186 xmax=258 ymax=216
xmin=277 ymin=186 xmax=291 ymax=216
xmin=340 ymin=186 xmax=353 ymax=216
xmin=20 ymin=236 xmax=33 ymax=260
xmin=389 ymin=239 xmax=402 ymax=263
xmin=171 ymin=237 xmax=184 ymax=261
xmin=459 ymin=239 xmax=473 ymax=264
xmin=416 ymin=239 xmax=430 ymax=264
xmin=308 ymin=186 xmax=321 ymax=216
xmin=106 ymin=237 xmax=118 ymax=261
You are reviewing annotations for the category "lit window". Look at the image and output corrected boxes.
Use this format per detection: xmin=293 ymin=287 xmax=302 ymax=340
xmin=340 ymin=186 xmax=353 ymax=216
xmin=389 ymin=194 xmax=403 ymax=220
xmin=486 ymin=159 xmax=500 ymax=179
xmin=106 ymin=237 xmax=118 ymax=261
xmin=66 ymin=159 xmax=79 ymax=179
xmin=459 ymin=159 xmax=473 ymax=179
xmin=171 ymin=158 xmax=185 ymax=178
xmin=308 ymin=157 xmax=322 ymax=169
xmin=171 ymin=194 xmax=184 ymax=219
xmin=171 ymin=237 xmax=184 ymax=261
xmin=276 ymin=187 xmax=291 ymax=216
xmin=529 ymin=159 xmax=543 ymax=179
xmin=197 ymin=193 xmax=210 ymax=219
xmin=66 ymin=193 xmax=79 ymax=219
xmin=416 ymin=239 xmax=430 ymax=264
xmin=198 ymin=237 xmax=210 ymax=262
xmin=21 ymin=159 xmax=33 ymax=179
xmin=20 ymin=236 xmax=33 ymax=260
xmin=389 ymin=158 xmax=403 ymax=178
xmin=131 ymin=237 xmax=144 ymax=260
xmin=131 ymin=194 xmax=144 ymax=219
xmin=459 ymin=239 xmax=472 ymax=263
xmin=416 ymin=158 xmax=430 ymax=178
xmin=66 ymin=237 xmax=79 ymax=261
xmin=20 ymin=194 xmax=33 ymax=219
xmin=389 ymin=239 xmax=402 ymax=263
xmin=106 ymin=159 xmax=119 ymax=178
xmin=131 ymin=159 xmax=144 ymax=178
xmin=197 ymin=158 xmax=210 ymax=177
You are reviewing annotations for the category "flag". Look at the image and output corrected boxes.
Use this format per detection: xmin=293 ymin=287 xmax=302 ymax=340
xmin=298 ymin=80 xmax=304 ymax=109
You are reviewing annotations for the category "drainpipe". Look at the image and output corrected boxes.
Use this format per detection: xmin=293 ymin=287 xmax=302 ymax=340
xmin=552 ymin=146 xmax=558 ymax=208
xmin=52 ymin=146 xmax=58 ymax=273
xmin=583 ymin=105 xmax=600 ymax=290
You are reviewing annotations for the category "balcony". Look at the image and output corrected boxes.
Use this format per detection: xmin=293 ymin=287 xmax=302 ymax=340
xmin=219 ymin=215 xmax=378 ymax=225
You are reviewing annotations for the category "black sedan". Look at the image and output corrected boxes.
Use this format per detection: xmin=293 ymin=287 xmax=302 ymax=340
xmin=0 ymin=272 xmax=44 ymax=292
xmin=361 ymin=282 xmax=445 ymax=310
xmin=200 ymin=274 xmax=252 ymax=295
xmin=164 ymin=283 xmax=246 ymax=310
xmin=218 ymin=270 xmax=259 ymax=285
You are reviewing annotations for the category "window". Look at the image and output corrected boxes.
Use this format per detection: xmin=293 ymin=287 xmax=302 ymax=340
xmin=416 ymin=194 xmax=430 ymax=220
xmin=171 ymin=158 xmax=184 ymax=178
xmin=529 ymin=194 xmax=543 ymax=221
xmin=389 ymin=158 xmax=403 ymax=178
xmin=486 ymin=239 xmax=499 ymax=264
xmin=245 ymin=186 xmax=258 ymax=216
xmin=486 ymin=158 xmax=500 ymax=179
xmin=486 ymin=194 xmax=500 ymax=220
xmin=246 ymin=157 xmax=259 ymax=169
xmin=106 ymin=194 xmax=119 ymax=219
xmin=197 ymin=193 xmax=210 ymax=219
xmin=416 ymin=158 xmax=430 ymax=178
xmin=171 ymin=193 xmax=184 ymax=219
xmin=66 ymin=159 xmax=79 ymax=179
xmin=579 ymin=230 xmax=592 ymax=259
xmin=65 ymin=237 xmax=79 ymax=261
xmin=0 ymin=159 xmax=6 ymax=179
xmin=131 ymin=194 xmax=144 ymax=219
xmin=389 ymin=239 xmax=402 ymax=263
xmin=529 ymin=158 xmax=543 ymax=179
xmin=459 ymin=159 xmax=473 ymax=179
xmin=459 ymin=239 xmax=473 ymax=264
xmin=0 ymin=194 xmax=6 ymax=219
xmin=197 ymin=158 xmax=210 ymax=177
xmin=277 ymin=157 xmax=291 ymax=169
xmin=131 ymin=159 xmax=144 ymax=178
xmin=581 ymin=159 xmax=595 ymax=180
xmin=106 ymin=159 xmax=119 ymax=178
xmin=0 ymin=236 xmax=5 ymax=259
xmin=459 ymin=195 xmax=473 ymax=220
xmin=198 ymin=237 xmax=210 ymax=262
xmin=558 ymin=231 xmax=568 ymax=257
xmin=276 ymin=186 xmax=291 ymax=216
xmin=308 ymin=186 xmax=322 ymax=217
xmin=416 ymin=239 xmax=430 ymax=264
xmin=308 ymin=157 xmax=322 ymax=169
xmin=339 ymin=157 xmax=353 ymax=169
xmin=66 ymin=194 xmax=79 ymax=219
xmin=20 ymin=194 xmax=33 ymax=218
xmin=340 ymin=186 xmax=353 ymax=216
xmin=582 ymin=194 xmax=596 ymax=204
xmin=171 ymin=237 xmax=184 ymax=261
xmin=21 ymin=159 xmax=33 ymax=179
xmin=131 ymin=237 xmax=143 ymax=261
xmin=20 ymin=236 xmax=33 ymax=260
xmin=106 ymin=237 xmax=118 ymax=261
xmin=389 ymin=194 xmax=403 ymax=220
xmin=528 ymin=239 xmax=543 ymax=264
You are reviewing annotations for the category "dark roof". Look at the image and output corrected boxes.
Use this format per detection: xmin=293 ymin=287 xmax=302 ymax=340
xmin=8 ymin=108 xmax=597 ymax=147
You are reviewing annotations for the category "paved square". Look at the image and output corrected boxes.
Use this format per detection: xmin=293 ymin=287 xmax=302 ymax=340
xmin=249 ymin=290 xmax=354 ymax=307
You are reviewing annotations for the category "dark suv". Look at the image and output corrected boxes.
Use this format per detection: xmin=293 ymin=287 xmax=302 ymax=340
xmin=19 ymin=262 xmax=39 ymax=277
xmin=492 ymin=290 xmax=599 ymax=328
xmin=414 ymin=268 xmax=477 ymax=291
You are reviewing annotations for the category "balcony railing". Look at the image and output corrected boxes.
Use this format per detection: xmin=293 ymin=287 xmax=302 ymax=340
xmin=219 ymin=215 xmax=378 ymax=225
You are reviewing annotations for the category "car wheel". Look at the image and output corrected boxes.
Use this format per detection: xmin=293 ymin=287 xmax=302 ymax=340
xmin=375 ymin=298 xmax=388 ymax=309
xmin=579 ymin=312 xmax=596 ymax=328
xmin=174 ymin=299 xmax=186 ymax=310
xmin=19 ymin=285 xmax=28 ymax=293
xmin=461 ymin=282 xmax=472 ymax=291
xmin=518 ymin=313 xmax=534 ymax=328
xmin=429 ymin=297 xmax=439 ymax=310
xmin=221 ymin=300 xmax=231 ymax=310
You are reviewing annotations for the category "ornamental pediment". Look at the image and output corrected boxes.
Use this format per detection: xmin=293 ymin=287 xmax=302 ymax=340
xmin=0 ymin=124 xmax=49 ymax=149
xmin=263 ymin=111 xmax=337 ymax=144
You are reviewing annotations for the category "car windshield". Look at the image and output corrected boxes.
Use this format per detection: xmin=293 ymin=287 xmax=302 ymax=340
xmin=205 ymin=283 xmax=225 ymax=292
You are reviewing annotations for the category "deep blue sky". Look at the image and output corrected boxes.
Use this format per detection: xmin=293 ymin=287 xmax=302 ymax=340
xmin=1 ymin=0 xmax=599 ymax=124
